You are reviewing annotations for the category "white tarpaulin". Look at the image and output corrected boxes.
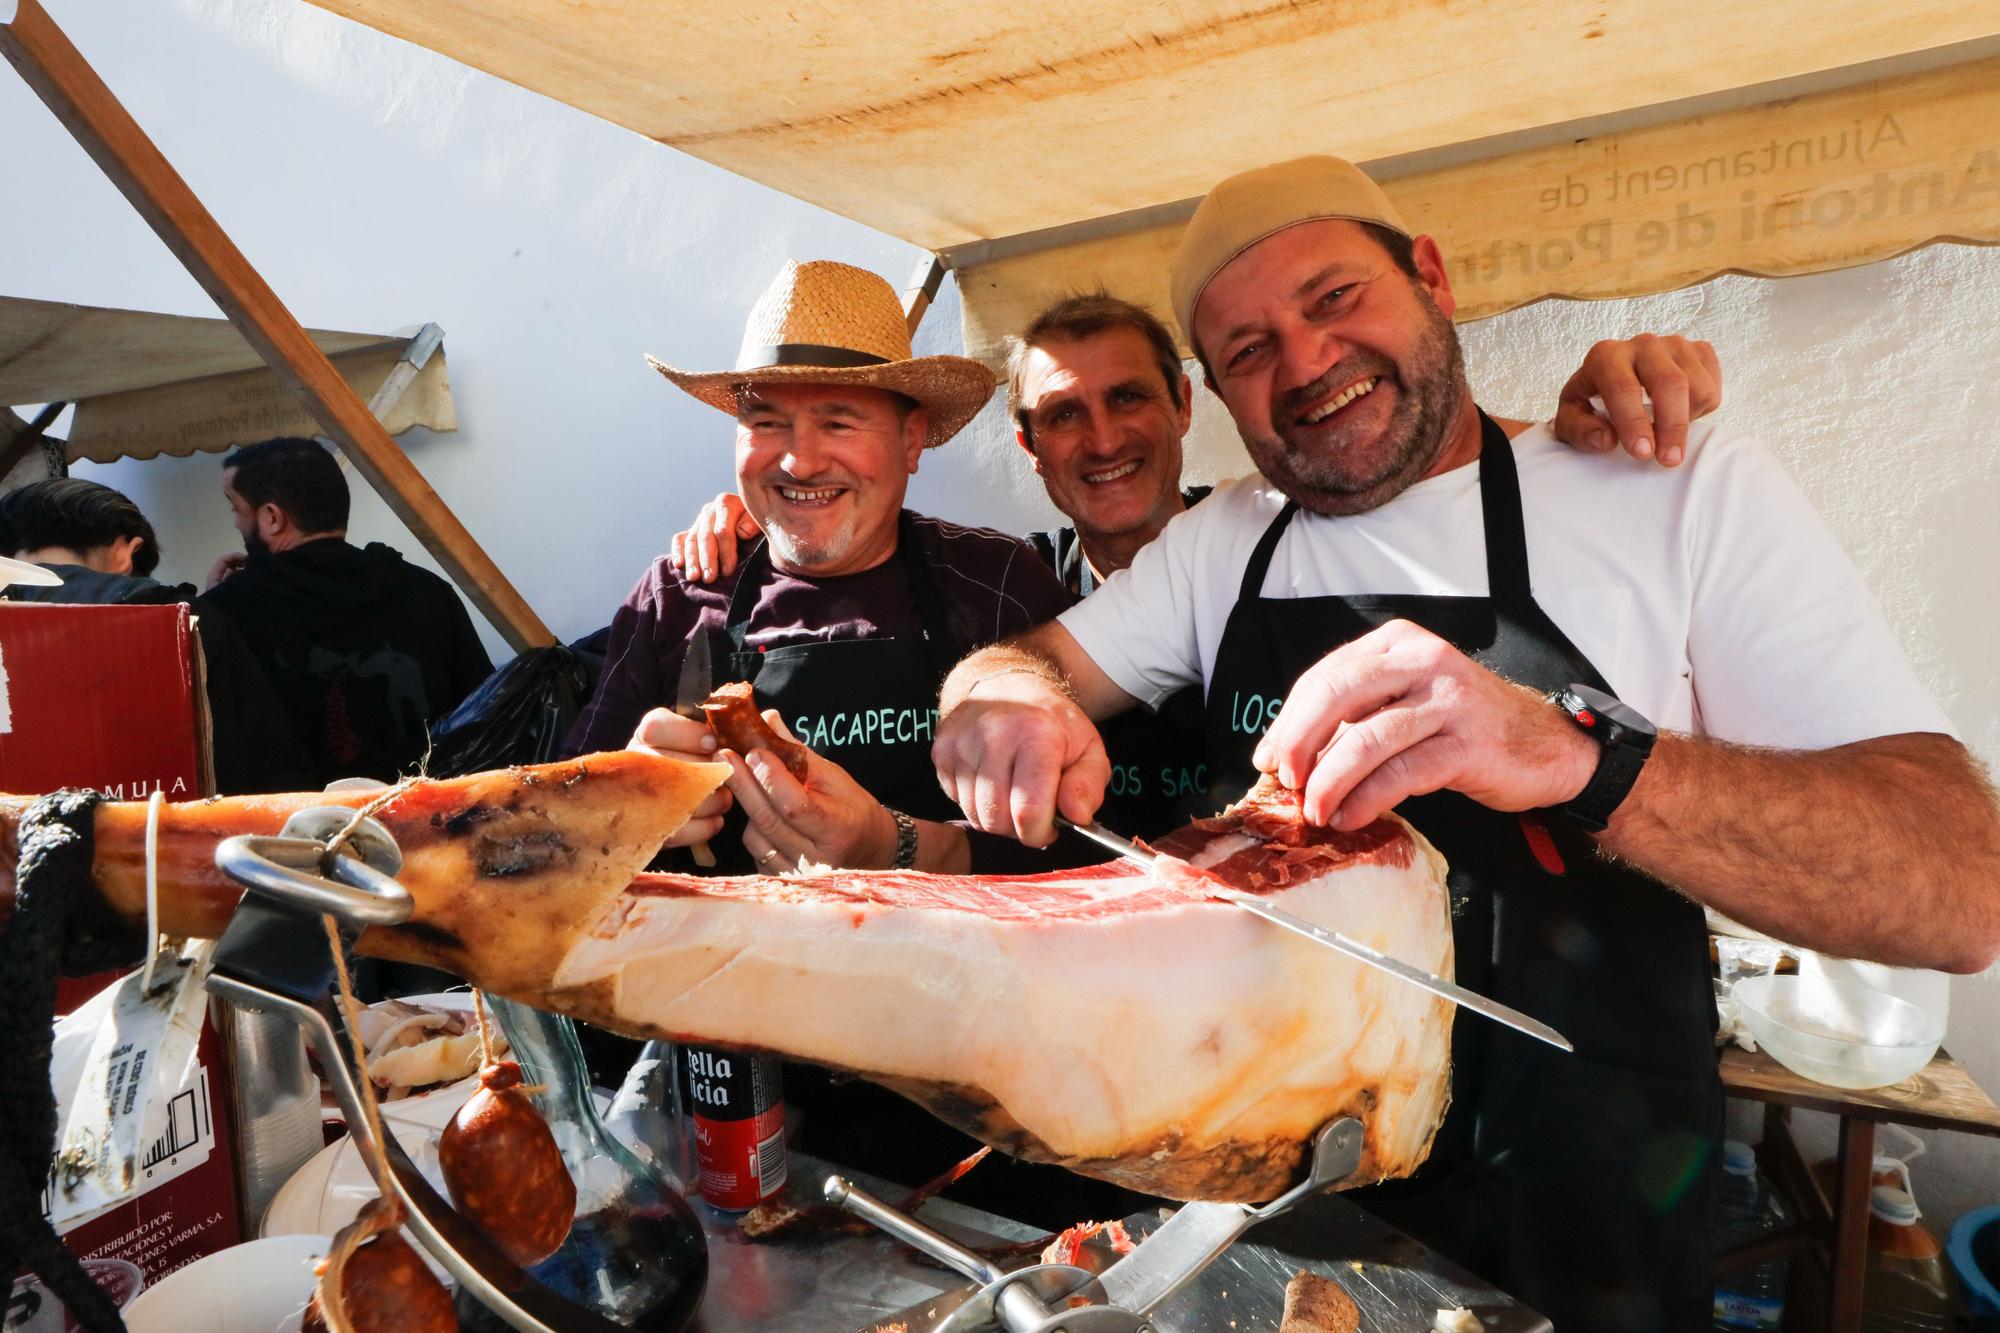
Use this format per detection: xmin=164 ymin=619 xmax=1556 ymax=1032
xmin=0 ymin=296 xmax=455 ymax=462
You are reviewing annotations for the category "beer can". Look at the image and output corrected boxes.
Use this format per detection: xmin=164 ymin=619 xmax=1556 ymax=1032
xmin=683 ymin=1045 xmax=787 ymax=1211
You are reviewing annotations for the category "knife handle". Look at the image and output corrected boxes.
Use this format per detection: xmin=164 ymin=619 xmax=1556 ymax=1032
xmin=690 ymin=841 xmax=716 ymax=869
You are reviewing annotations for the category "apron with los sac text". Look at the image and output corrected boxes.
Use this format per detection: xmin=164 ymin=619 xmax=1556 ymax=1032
xmin=1202 ymin=414 xmax=1720 ymax=1333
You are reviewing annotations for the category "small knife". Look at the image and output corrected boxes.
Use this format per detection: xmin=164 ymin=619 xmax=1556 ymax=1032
xmin=674 ymin=631 xmax=718 ymax=868
xmin=1057 ymin=816 xmax=1573 ymax=1053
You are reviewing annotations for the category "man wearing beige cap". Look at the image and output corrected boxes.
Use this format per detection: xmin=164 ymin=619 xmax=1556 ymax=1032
xmin=932 ymin=157 xmax=2000 ymax=1328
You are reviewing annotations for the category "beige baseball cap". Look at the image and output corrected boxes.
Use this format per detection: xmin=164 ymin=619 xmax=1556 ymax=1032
xmin=1169 ymin=156 xmax=1411 ymax=356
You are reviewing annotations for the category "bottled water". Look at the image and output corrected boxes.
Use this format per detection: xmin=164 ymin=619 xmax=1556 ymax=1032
xmin=1714 ymin=1140 xmax=1789 ymax=1330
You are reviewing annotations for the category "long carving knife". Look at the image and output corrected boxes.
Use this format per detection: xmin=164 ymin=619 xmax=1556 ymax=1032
xmin=1056 ymin=815 xmax=1573 ymax=1053
xmin=674 ymin=630 xmax=718 ymax=868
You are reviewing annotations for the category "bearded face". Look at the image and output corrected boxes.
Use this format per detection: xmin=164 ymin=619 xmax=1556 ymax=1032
xmin=1242 ymin=290 xmax=1465 ymax=517
xmin=1192 ymin=220 xmax=1474 ymax=518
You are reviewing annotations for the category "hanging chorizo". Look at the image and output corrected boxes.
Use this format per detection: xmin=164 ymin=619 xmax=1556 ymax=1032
xmin=438 ymin=1059 xmax=576 ymax=1267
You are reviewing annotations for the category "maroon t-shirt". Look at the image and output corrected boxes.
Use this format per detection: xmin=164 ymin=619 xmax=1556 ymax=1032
xmin=565 ymin=511 xmax=1070 ymax=758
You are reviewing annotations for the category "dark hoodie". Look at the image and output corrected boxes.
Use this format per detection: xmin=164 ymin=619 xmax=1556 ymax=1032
xmin=200 ymin=538 xmax=494 ymax=787
xmin=4 ymin=564 xmax=312 ymax=794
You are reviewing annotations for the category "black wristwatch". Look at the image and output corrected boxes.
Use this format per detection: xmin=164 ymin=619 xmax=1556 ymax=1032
xmin=1547 ymin=683 xmax=1656 ymax=832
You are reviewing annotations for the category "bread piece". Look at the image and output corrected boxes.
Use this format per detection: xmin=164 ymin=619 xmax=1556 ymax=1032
xmin=1280 ymin=1269 xmax=1360 ymax=1333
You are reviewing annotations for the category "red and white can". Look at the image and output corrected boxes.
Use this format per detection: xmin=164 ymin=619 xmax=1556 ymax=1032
xmin=683 ymin=1045 xmax=787 ymax=1211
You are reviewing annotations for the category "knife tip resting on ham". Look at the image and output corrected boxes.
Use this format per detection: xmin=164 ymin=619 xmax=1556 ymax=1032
xmin=2 ymin=750 xmax=1459 ymax=1204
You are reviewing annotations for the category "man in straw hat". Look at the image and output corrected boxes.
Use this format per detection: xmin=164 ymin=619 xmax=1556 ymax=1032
xmin=568 ymin=258 xmax=1068 ymax=877
xmin=664 ymin=286 xmax=1722 ymax=838
xmin=567 ymin=257 xmax=1157 ymax=1225
xmin=933 ymin=156 xmax=2000 ymax=1328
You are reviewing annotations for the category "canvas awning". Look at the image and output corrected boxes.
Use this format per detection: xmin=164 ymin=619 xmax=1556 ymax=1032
xmin=0 ymin=295 xmax=456 ymax=463
xmin=306 ymin=2 xmax=2000 ymax=365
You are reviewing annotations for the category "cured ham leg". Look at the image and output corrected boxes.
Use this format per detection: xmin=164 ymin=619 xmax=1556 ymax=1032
xmin=3 ymin=762 xmax=1452 ymax=1204
xmin=556 ymin=779 xmax=1455 ymax=1203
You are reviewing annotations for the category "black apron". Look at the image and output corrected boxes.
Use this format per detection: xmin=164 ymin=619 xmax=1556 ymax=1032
xmin=703 ymin=512 xmax=965 ymax=875
xmin=1096 ymin=686 xmax=1213 ymax=837
xmin=1202 ymin=415 xmax=1720 ymax=1333
xmin=706 ymin=514 xmax=1154 ymax=1226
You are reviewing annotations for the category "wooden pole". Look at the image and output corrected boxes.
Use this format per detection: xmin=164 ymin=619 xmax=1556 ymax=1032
xmin=902 ymin=255 xmax=946 ymax=338
xmin=0 ymin=0 xmax=554 ymax=651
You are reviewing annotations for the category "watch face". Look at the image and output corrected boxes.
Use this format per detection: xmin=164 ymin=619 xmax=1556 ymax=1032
xmin=1565 ymin=684 xmax=1657 ymax=746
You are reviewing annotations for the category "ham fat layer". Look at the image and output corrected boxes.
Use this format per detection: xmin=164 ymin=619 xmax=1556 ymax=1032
xmin=553 ymin=779 xmax=1454 ymax=1203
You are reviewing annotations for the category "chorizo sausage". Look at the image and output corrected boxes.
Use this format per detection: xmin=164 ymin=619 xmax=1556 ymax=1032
xmin=302 ymin=1227 xmax=456 ymax=1333
xmin=701 ymin=681 xmax=810 ymax=778
xmin=438 ymin=1060 xmax=576 ymax=1267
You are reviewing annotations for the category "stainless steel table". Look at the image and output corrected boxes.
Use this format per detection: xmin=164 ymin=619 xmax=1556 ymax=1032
xmin=686 ymin=1154 xmax=1551 ymax=1333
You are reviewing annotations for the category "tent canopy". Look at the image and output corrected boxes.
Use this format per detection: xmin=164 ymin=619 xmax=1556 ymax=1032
xmin=308 ymin=2 xmax=2000 ymax=364
xmin=0 ymin=295 xmax=455 ymax=463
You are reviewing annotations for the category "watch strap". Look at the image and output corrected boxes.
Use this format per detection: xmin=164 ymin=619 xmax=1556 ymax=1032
xmin=1560 ymin=738 xmax=1649 ymax=832
xmin=1548 ymin=686 xmax=1654 ymax=833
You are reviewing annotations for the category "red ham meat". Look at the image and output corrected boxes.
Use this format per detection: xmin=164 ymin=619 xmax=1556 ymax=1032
xmin=2 ymin=762 xmax=1450 ymax=1204
xmin=554 ymin=776 xmax=1454 ymax=1203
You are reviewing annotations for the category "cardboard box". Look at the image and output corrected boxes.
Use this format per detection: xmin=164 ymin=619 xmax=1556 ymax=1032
xmin=1 ymin=603 xmax=243 ymax=1327
xmin=0 ymin=602 xmax=212 ymax=801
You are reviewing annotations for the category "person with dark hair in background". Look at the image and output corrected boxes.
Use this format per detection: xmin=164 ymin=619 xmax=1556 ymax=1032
xmin=202 ymin=437 xmax=493 ymax=787
xmin=0 ymin=477 xmax=309 ymax=793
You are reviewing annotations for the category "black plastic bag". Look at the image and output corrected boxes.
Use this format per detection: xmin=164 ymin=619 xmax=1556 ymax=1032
xmin=425 ymin=640 xmax=601 ymax=778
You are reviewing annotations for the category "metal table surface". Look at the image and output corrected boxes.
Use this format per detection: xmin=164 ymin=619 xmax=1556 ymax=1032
xmin=686 ymin=1154 xmax=1551 ymax=1333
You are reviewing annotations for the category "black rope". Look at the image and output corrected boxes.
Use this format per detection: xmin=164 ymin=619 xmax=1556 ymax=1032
xmin=0 ymin=790 xmax=141 ymax=1333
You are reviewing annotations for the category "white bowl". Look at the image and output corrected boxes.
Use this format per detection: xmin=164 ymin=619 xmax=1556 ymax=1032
xmin=122 ymin=1234 xmax=330 ymax=1333
xmin=1734 ymin=974 xmax=1943 ymax=1090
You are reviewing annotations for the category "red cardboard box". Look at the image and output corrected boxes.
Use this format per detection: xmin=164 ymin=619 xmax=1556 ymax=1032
xmin=1 ymin=603 xmax=243 ymax=1326
xmin=0 ymin=601 xmax=211 ymax=801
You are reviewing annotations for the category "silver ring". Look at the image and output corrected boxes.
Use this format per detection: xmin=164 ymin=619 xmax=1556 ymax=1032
xmin=759 ymin=847 xmax=780 ymax=865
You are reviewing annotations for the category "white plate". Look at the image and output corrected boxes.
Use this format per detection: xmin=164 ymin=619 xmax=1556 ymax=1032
xmin=262 ymin=1074 xmax=477 ymax=1240
xmin=122 ymin=1234 xmax=328 ymax=1333
xmin=263 ymin=990 xmax=490 ymax=1240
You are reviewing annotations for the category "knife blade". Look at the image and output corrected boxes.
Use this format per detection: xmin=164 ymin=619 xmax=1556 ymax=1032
xmin=674 ymin=631 xmax=718 ymax=868
xmin=1057 ymin=815 xmax=1573 ymax=1053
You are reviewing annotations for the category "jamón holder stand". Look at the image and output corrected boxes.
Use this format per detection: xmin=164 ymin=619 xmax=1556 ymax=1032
xmin=208 ymin=808 xmax=701 ymax=1333
xmin=825 ymin=1116 xmax=1366 ymax=1333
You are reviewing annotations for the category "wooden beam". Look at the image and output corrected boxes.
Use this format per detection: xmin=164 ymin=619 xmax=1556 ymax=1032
xmin=0 ymin=0 xmax=553 ymax=651
xmin=902 ymin=255 xmax=945 ymax=339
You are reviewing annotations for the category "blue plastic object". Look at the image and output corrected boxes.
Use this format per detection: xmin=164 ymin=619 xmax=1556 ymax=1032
xmin=1949 ymin=1205 xmax=2000 ymax=1321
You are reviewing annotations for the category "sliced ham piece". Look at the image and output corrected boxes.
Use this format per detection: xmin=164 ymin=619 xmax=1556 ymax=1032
xmin=2 ymin=762 xmax=1452 ymax=1204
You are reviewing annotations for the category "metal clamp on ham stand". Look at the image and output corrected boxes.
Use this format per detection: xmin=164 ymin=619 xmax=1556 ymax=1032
xmin=208 ymin=808 xmax=704 ymax=1333
xmin=825 ymin=1117 xmax=1365 ymax=1333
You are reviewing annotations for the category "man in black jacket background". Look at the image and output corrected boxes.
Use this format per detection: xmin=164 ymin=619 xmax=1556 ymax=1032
xmin=203 ymin=437 xmax=493 ymax=787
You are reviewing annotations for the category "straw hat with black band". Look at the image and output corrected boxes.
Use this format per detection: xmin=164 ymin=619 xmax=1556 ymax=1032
xmin=1169 ymin=155 xmax=1412 ymax=357
xmin=649 ymin=260 xmax=996 ymax=450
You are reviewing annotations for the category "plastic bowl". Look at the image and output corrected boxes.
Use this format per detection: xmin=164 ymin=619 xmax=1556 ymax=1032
xmin=1949 ymin=1205 xmax=2000 ymax=1320
xmin=1733 ymin=974 xmax=1943 ymax=1090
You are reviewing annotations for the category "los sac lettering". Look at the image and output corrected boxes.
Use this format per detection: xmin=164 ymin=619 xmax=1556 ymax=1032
xmin=1229 ymin=692 xmax=1282 ymax=736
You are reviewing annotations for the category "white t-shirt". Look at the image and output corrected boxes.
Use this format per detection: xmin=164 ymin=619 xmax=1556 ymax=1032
xmin=1059 ymin=421 xmax=1953 ymax=750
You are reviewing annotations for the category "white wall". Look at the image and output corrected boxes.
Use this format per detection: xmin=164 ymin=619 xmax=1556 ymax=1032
xmin=7 ymin=0 xmax=1996 ymax=1234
